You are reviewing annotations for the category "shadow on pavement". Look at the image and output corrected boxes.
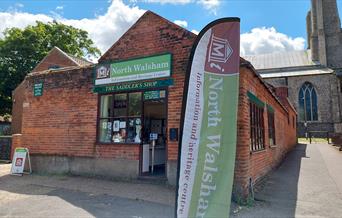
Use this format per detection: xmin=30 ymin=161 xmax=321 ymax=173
xmin=0 ymin=171 xmax=174 ymax=217
xmin=233 ymin=143 xmax=308 ymax=217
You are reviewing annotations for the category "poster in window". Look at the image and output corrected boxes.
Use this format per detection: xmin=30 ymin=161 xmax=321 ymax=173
xmin=120 ymin=121 xmax=126 ymax=128
xmin=151 ymin=119 xmax=162 ymax=134
xmin=113 ymin=120 xmax=120 ymax=131
xmin=114 ymin=100 xmax=127 ymax=108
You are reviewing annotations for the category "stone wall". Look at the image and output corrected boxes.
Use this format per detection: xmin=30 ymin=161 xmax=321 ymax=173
xmin=265 ymin=73 xmax=342 ymax=137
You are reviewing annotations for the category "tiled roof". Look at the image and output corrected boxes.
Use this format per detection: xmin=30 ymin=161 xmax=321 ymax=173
xmin=243 ymin=50 xmax=319 ymax=70
xmin=66 ymin=53 xmax=93 ymax=67
xmin=54 ymin=47 xmax=93 ymax=67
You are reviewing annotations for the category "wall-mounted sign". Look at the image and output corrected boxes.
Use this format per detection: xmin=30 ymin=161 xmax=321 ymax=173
xmin=93 ymin=78 xmax=173 ymax=94
xmin=33 ymin=82 xmax=43 ymax=97
xmin=95 ymin=54 xmax=172 ymax=86
xmin=149 ymin=133 xmax=158 ymax=141
xmin=144 ymin=90 xmax=166 ymax=100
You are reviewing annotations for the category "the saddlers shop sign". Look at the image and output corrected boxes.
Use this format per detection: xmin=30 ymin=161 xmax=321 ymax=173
xmin=93 ymin=78 xmax=173 ymax=94
xmin=94 ymin=54 xmax=171 ymax=86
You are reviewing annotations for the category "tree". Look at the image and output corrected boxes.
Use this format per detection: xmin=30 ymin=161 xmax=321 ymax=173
xmin=0 ymin=21 xmax=101 ymax=116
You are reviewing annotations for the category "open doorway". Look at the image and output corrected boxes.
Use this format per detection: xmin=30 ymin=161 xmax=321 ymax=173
xmin=141 ymin=90 xmax=167 ymax=177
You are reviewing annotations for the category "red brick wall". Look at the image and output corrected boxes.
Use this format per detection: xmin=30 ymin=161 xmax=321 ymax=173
xmin=100 ymin=11 xmax=196 ymax=161
xmin=12 ymin=81 xmax=27 ymax=134
xmin=234 ymin=66 xmax=297 ymax=199
xmin=14 ymin=11 xmax=196 ymax=162
xmin=19 ymin=68 xmax=98 ymax=157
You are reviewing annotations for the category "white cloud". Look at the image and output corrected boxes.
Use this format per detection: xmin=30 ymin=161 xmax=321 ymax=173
xmin=0 ymin=12 xmax=52 ymax=37
xmin=56 ymin=6 xmax=64 ymax=10
xmin=174 ymin=20 xmax=188 ymax=28
xmin=191 ymin=29 xmax=199 ymax=35
xmin=197 ymin=0 xmax=220 ymax=14
xmin=0 ymin=0 xmax=145 ymax=57
xmin=240 ymin=27 xmax=305 ymax=56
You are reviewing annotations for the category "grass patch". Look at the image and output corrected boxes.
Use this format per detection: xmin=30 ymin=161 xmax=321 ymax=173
xmin=298 ymin=137 xmax=329 ymax=143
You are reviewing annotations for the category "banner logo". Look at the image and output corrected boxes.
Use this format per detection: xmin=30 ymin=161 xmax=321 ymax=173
xmin=208 ymin=35 xmax=233 ymax=64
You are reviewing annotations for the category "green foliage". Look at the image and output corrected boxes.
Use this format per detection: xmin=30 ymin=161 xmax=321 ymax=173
xmin=0 ymin=21 xmax=101 ymax=115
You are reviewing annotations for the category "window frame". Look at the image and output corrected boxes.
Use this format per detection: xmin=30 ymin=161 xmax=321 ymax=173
xmin=249 ymin=101 xmax=265 ymax=152
xmin=96 ymin=88 xmax=167 ymax=145
xmin=96 ymin=91 xmax=143 ymax=145
xmin=298 ymin=82 xmax=318 ymax=122
xmin=267 ymin=109 xmax=276 ymax=147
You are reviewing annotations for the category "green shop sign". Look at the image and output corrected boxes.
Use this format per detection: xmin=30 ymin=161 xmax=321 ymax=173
xmin=93 ymin=78 xmax=174 ymax=94
xmin=33 ymin=82 xmax=43 ymax=97
xmin=94 ymin=54 xmax=172 ymax=86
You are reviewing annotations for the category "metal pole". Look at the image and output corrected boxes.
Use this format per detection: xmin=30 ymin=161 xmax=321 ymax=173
xmin=151 ymin=139 xmax=155 ymax=174
xmin=309 ymin=132 xmax=312 ymax=144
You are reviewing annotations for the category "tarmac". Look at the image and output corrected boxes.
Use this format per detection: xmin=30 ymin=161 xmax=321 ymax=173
xmin=0 ymin=142 xmax=341 ymax=217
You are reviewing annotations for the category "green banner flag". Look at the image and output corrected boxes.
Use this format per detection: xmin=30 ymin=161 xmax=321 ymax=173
xmin=176 ymin=18 xmax=240 ymax=218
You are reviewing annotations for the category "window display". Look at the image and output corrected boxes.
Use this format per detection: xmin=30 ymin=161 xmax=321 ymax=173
xmin=98 ymin=92 xmax=143 ymax=144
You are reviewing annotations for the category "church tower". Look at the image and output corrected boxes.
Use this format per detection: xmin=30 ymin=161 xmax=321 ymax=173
xmin=308 ymin=0 xmax=342 ymax=68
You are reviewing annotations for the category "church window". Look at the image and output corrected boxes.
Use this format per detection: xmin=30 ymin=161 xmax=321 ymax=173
xmin=298 ymin=82 xmax=318 ymax=121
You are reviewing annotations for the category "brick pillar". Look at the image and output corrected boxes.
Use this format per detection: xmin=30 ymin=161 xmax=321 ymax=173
xmin=11 ymin=134 xmax=22 ymax=160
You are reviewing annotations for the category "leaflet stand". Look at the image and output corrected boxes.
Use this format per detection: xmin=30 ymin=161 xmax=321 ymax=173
xmin=149 ymin=133 xmax=158 ymax=174
xmin=151 ymin=139 xmax=155 ymax=174
xmin=10 ymin=147 xmax=32 ymax=176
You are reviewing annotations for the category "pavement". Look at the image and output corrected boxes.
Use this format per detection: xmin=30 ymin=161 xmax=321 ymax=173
xmin=0 ymin=143 xmax=341 ymax=217
xmin=232 ymin=143 xmax=342 ymax=218
xmin=0 ymin=164 xmax=175 ymax=218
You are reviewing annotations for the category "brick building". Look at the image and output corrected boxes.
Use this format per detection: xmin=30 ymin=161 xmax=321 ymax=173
xmin=12 ymin=11 xmax=296 ymax=200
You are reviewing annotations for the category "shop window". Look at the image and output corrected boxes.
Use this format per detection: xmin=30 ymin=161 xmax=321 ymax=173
xmin=98 ymin=92 xmax=142 ymax=144
xmin=298 ymin=82 xmax=318 ymax=121
xmin=268 ymin=109 xmax=276 ymax=146
xmin=249 ymin=101 xmax=265 ymax=152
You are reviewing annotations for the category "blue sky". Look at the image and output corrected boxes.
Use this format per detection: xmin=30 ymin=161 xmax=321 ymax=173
xmin=0 ymin=0 xmax=341 ymax=58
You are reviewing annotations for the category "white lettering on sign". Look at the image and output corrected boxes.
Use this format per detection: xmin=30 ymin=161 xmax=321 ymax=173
xmin=208 ymin=76 xmax=223 ymax=127
xmin=133 ymin=62 xmax=169 ymax=72
xmin=196 ymin=75 xmax=223 ymax=218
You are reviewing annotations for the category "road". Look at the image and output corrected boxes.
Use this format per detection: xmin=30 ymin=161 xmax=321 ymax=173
xmin=1 ymin=143 xmax=341 ymax=217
